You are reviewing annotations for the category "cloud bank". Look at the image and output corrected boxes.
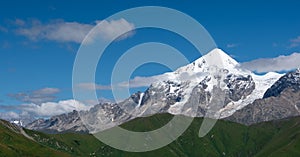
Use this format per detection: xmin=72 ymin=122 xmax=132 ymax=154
xmin=19 ymin=99 xmax=91 ymax=117
xmin=0 ymin=99 xmax=91 ymax=120
xmin=240 ymin=52 xmax=300 ymax=73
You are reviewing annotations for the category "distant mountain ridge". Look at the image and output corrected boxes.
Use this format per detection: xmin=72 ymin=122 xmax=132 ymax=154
xmin=26 ymin=110 xmax=88 ymax=134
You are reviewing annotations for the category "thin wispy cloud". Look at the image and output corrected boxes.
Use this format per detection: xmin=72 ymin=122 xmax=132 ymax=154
xmin=272 ymin=43 xmax=278 ymax=47
xmin=1 ymin=41 xmax=10 ymax=48
xmin=240 ymin=52 xmax=300 ymax=73
xmin=76 ymin=83 xmax=112 ymax=90
xmin=14 ymin=19 xmax=25 ymax=26
xmin=77 ymin=75 xmax=166 ymax=91
xmin=0 ymin=25 xmax=8 ymax=33
xmin=76 ymin=77 xmax=160 ymax=91
xmin=32 ymin=87 xmax=60 ymax=95
xmin=226 ymin=43 xmax=239 ymax=48
xmin=8 ymin=87 xmax=60 ymax=104
xmin=117 ymin=75 xmax=163 ymax=88
xmin=77 ymin=72 xmax=203 ymax=90
xmin=289 ymin=36 xmax=300 ymax=48
xmin=14 ymin=18 xmax=135 ymax=44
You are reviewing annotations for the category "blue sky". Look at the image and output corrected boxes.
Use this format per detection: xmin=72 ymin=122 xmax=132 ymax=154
xmin=1 ymin=0 xmax=300 ymax=119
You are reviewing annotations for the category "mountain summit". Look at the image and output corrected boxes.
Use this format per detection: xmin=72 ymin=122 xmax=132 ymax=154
xmin=138 ymin=48 xmax=282 ymax=118
xmin=175 ymin=48 xmax=239 ymax=74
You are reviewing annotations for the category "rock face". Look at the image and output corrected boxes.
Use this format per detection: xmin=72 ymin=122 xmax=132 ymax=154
xmin=26 ymin=102 xmax=134 ymax=133
xmin=228 ymin=69 xmax=300 ymax=125
xmin=224 ymin=74 xmax=255 ymax=102
xmin=26 ymin=110 xmax=88 ymax=133
xmin=263 ymin=69 xmax=300 ymax=98
xmin=227 ymin=88 xmax=300 ymax=125
xmin=26 ymin=48 xmax=282 ymax=133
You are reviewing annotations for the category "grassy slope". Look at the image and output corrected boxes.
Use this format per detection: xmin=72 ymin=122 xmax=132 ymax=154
xmin=0 ymin=120 xmax=70 ymax=157
xmin=1 ymin=114 xmax=300 ymax=156
xmin=111 ymin=114 xmax=276 ymax=157
xmin=253 ymin=118 xmax=300 ymax=157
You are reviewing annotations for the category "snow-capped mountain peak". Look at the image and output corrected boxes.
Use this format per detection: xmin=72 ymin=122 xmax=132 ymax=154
xmin=200 ymin=48 xmax=239 ymax=67
xmin=145 ymin=48 xmax=282 ymax=118
xmin=175 ymin=48 xmax=239 ymax=75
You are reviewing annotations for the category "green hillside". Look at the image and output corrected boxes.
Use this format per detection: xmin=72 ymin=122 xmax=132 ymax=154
xmin=0 ymin=120 xmax=70 ymax=157
xmin=1 ymin=114 xmax=300 ymax=157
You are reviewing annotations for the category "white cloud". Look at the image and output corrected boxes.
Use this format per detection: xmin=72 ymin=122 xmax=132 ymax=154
xmin=94 ymin=18 xmax=135 ymax=41
xmin=15 ymin=18 xmax=135 ymax=44
xmin=19 ymin=99 xmax=91 ymax=117
xmin=8 ymin=87 xmax=60 ymax=104
xmin=240 ymin=52 xmax=300 ymax=73
xmin=15 ymin=19 xmax=92 ymax=43
xmin=290 ymin=36 xmax=300 ymax=48
xmin=0 ymin=99 xmax=92 ymax=121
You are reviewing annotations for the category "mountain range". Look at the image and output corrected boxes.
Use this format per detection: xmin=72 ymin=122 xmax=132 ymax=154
xmin=25 ymin=48 xmax=300 ymax=134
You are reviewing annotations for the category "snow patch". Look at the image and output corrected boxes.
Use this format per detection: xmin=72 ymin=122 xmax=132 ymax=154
xmin=137 ymin=93 xmax=144 ymax=107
